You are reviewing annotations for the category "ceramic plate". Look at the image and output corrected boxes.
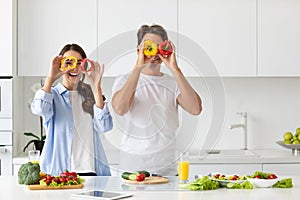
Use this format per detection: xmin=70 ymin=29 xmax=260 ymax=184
xmin=246 ymin=178 xmax=278 ymax=188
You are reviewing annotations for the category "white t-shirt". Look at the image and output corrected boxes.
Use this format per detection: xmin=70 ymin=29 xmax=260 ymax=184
xmin=112 ymin=73 xmax=180 ymax=176
xmin=69 ymin=91 xmax=95 ymax=173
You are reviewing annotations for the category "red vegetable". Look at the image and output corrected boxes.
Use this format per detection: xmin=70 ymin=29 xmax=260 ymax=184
xmin=136 ymin=174 xmax=145 ymax=182
xmin=158 ymin=41 xmax=173 ymax=56
xmin=268 ymin=174 xmax=277 ymax=179
xmin=254 ymin=175 xmax=261 ymax=179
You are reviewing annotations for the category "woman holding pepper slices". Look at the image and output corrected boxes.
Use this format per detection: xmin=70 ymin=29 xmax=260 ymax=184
xmin=112 ymin=24 xmax=202 ymax=176
xmin=31 ymin=44 xmax=113 ymax=176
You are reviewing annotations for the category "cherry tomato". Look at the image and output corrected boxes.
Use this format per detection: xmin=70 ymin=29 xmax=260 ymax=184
xmin=268 ymin=174 xmax=277 ymax=179
xmin=136 ymin=174 xmax=145 ymax=182
xmin=59 ymin=177 xmax=67 ymax=183
xmin=45 ymin=179 xmax=51 ymax=185
xmin=52 ymin=177 xmax=60 ymax=183
xmin=46 ymin=175 xmax=52 ymax=180
xmin=254 ymin=175 xmax=261 ymax=179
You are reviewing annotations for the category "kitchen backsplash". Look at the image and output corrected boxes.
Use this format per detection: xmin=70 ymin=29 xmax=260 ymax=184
xmin=14 ymin=77 xmax=300 ymax=156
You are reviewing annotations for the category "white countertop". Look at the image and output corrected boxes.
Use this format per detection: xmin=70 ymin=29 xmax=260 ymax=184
xmin=2 ymin=175 xmax=300 ymax=200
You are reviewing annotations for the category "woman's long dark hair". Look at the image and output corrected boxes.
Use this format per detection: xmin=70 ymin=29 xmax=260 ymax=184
xmin=59 ymin=44 xmax=105 ymax=117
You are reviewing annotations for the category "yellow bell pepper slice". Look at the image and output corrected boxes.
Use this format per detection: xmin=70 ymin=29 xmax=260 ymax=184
xmin=60 ymin=56 xmax=78 ymax=71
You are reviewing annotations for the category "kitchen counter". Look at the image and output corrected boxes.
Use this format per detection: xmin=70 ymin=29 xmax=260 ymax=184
xmin=2 ymin=175 xmax=300 ymax=200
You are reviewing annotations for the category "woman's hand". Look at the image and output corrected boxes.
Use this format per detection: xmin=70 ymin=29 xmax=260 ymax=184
xmin=84 ymin=61 xmax=104 ymax=91
xmin=84 ymin=61 xmax=105 ymax=108
xmin=48 ymin=56 xmax=66 ymax=81
xmin=43 ymin=55 xmax=66 ymax=93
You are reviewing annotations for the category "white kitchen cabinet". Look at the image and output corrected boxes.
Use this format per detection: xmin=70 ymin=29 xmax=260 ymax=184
xmin=189 ymin=163 xmax=262 ymax=180
xmin=17 ymin=0 xmax=98 ymax=76
xmin=262 ymin=164 xmax=300 ymax=176
xmin=0 ymin=0 xmax=13 ymax=76
xmin=178 ymin=0 xmax=256 ymax=77
xmin=0 ymin=79 xmax=13 ymax=118
xmin=258 ymin=0 xmax=300 ymax=76
xmin=97 ymin=0 xmax=178 ymax=77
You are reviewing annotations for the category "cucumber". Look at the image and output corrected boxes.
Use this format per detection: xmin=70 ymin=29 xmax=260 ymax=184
xmin=136 ymin=170 xmax=150 ymax=177
xmin=121 ymin=172 xmax=133 ymax=180
xmin=128 ymin=174 xmax=137 ymax=181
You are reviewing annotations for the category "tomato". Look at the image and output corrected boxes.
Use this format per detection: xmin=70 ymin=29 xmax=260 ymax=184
xmin=52 ymin=177 xmax=60 ymax=183
xmin=59 ymin=177 xmax=67 ymax=183
xmin=215 ymin=174 xmax=220 ymax=179
xmin=70 ymin=172 xmax=77 ymax=177
xmin=158 ymin=41 xmax=173 ymax=57
xmin=45 ymin=179 xmax=51 ymax=185
xmin=46 ymin=175 xmax=52 ymax=180
xmin=268 ymin=174 xmax=277 ymax=179
xmin=254 ymin=175 xmax=261 ymax=179
xmin=136 ymin=174 xmax=145 ymax=182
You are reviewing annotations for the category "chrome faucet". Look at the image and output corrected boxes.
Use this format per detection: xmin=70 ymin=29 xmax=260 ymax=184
xmin=229 ymin=112 xmax=247 ymax=150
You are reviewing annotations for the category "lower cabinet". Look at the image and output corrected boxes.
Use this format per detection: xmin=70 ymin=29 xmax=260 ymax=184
xmin=262 ymin=164 xmax=300 ymax=176
xmin=189 ymin=163 xmax=262 ymax=180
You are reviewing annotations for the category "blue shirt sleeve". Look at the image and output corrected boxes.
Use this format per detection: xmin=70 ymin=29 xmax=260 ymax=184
xmin=93 ymin=103 xmax=113 ymax=133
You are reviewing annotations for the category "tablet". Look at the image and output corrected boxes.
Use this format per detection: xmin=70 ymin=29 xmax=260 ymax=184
xmin=72 ymin=190 xmax=133 ymax=200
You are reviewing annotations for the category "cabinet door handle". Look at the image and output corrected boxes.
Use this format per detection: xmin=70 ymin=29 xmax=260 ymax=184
xmin=0 ymin=146 xmax=7 ymax=153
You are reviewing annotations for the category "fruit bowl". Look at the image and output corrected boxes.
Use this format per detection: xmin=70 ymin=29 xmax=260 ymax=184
xmin=246 ymin=178 xmax=278 ymax=188
xmin=276 ymin=141 xmax=300 ymax=156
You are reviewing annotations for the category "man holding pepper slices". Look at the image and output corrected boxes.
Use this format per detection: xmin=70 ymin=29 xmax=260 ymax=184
xmin=112 ymin=24 xmax=202 ymax=176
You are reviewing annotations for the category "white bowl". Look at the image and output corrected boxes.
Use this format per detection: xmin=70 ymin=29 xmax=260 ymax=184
xmin=247 ymin=178 xmax=278 ymax=188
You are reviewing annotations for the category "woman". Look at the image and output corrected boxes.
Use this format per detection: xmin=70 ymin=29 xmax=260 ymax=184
xmin=31 ymin=44 xmax=113 ymax=176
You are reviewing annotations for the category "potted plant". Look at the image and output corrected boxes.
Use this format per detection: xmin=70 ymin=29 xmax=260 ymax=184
xmin=23 ymin=80 xmax=46 ymax=153
xmin=23 ymin=116 xmax=46 ymax=153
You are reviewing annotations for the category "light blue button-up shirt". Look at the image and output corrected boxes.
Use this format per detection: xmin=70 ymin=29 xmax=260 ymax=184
xmin=31 ymin=83 xmax=113 ymax=176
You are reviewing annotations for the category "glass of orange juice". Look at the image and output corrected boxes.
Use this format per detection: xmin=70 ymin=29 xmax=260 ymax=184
xmin=28 ymin=150 xmax=40 ymax=164
xmin=178 ymin=152 xmax=189 ymax=183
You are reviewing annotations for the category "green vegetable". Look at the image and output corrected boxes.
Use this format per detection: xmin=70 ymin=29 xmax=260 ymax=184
xmin=247 ymin=171 xmax=271 ymax=179
xmin=273 ymin=178 xmax=293 ymax=188
xmin=136 ymin=170 xmax=150 ymax=177
xmin=121 ymin=170 xmax=151 ymax=180
xmin=128 ymin=174 xmax=137 ymax=181
xmin=121 ymin=172 xmax=133 ymax=180
xmin=178 ymin=176 xmax=220 ymax=191
xmin=18 ymin=162 xmax=41 ymax=185
xmin=226 ymin=181 xmax=253 ymax=189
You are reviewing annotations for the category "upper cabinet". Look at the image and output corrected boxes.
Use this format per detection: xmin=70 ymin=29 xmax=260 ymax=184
xmin=258 ymin=0 xmax=300 ymax=76
xmin=97 ymin=0 xmax=178 ymax=77
xmin=0 ymin=0 xmax=13 ymax=76
xmin=17 ymin=0 xmax=98 ymax=76
xmin=16 ymin=0 xmax=300 ymax=77
xmin=178 ymin=0 xmax=257 ymax=77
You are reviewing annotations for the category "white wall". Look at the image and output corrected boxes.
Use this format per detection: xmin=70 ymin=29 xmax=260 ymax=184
xmin=15 ymin=77 xmax=300 ymax=157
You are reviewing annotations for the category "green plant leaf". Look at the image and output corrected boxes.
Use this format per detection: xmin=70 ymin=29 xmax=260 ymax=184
xmin=23 ymin=140 xmax=37 ymax=152
xmin=41 ymin=135 xmax=46 ymax=141
xmin=24 ymin=132 xmax=40 ymax=140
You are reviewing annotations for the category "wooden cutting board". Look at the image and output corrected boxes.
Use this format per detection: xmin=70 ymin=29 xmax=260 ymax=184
xmin=124 ymin=176 xmax=168 ymax=185
xmin=27 ymin=183 xmax=84 ymax=190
